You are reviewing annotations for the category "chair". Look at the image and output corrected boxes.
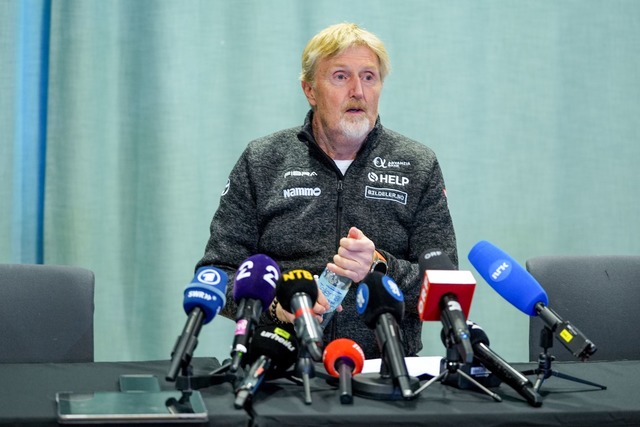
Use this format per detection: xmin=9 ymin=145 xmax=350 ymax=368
xmin=0 ymin=263 xmax=95 ymax=363
xmin=525 ymin=255 xmax=640 ymax=362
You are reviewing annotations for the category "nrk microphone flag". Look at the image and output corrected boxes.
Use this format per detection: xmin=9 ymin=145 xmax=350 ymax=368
xmin=467 ymin=240 xmax=596 ymax=360
xmin=467 ymin=240 xmax=548 ymax=316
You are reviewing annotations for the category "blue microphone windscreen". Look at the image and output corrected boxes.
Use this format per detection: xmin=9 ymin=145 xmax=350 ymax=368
xmin=467 ymin=240 xmax=548 ymax=316
xmin=233 ymin=254 xmax=280 ymax=311
xmin=183 ymin=266 xmax=228 ymax=324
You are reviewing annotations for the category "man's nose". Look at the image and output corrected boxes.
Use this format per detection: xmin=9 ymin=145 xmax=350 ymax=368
xmin=349 ymin=77 xmax=364 ymax=98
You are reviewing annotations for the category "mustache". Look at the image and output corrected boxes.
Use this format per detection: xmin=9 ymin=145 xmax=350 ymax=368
xmin=344 ymin=102 xmax=367 ymax=112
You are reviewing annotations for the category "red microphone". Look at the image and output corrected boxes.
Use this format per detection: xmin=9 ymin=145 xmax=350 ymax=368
xmin=417 ymin=249 xmax=476 ymax=363
xmin=323 ymin=338 xmax=365 ymax=404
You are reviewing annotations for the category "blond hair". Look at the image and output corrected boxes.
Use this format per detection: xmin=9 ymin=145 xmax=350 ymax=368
xmin=300 ymin=22 xmax=391 ymax=84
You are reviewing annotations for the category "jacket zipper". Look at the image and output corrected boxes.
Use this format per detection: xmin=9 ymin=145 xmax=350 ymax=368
xmin=328 ymin=178 xmax=345 ymax=342
xmin=335 ymin=179 xmax=344 ymax=249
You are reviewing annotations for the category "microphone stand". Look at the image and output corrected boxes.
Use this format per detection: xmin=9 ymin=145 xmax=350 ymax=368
xmin=165 ymin=388 xmax=198 ymax=415
xmin=351 ymin=315 xmax=421 ymax=402
xmin=521 ymin=326 xmax=607 ymax=393
xmin=414 ymin=332 xmax=501 ymax=401
xmin=295 ymin=348 xmax=317 ymax=405
xmin=166 ymin=309 xmax=204 ymax=383
xmin=174 ymin=359 xmax=238 ymax=392
xmin=351 ymin=358 xmax=420 ymax=401
xmin=170 ymin=362 xmax=224 ymax=415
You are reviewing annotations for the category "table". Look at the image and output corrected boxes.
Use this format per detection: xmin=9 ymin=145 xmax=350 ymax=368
xmin=0 ymin=358 xmax=247 ymax=427
xmin=1 ymin=358 xmax=639 ymax=426
xmin=249 ymin=359 xmax=640 ymax=427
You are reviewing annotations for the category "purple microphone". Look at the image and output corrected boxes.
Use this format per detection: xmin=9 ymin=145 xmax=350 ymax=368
xmin=231 ymin=254 xmax=280 ymax=371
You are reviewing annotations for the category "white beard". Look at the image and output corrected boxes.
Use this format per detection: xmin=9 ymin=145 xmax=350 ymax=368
xmin=339 ymin=115 xmax=371 ymax=140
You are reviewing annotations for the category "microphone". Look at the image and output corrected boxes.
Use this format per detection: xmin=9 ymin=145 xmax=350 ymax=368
xmin=230 ymin=254 xmax=280 ymax=372
xmin=167 ymin=266 xmax=227 ymax=381
xmin=468 ymin=240 xmax=597 ymax=360
xmin=356 ymin=271 xmax=415 ymax=399
xmin=275 ymin=269 xmax=323 ymax=361
xmin=234 ymin=324 xmax=299 ymax=409
xmin=467 ymin=322 xmax=543 ymax=407
xmin=323 ymin=338 xmax=365 ymax=404
xmin=418 ymin=249 xmax=476 ymax=364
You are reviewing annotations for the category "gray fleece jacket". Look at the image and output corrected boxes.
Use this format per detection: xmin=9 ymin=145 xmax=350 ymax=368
xmin=197 ymin=110 xmax=458 ymax=359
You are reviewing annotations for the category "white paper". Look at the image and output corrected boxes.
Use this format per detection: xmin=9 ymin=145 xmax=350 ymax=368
xmin=362 ymin=356 xmax=442 ymax=378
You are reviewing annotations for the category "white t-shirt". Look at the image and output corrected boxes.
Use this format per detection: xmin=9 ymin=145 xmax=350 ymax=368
xmin=333 ymin=159 xmax=353 ymax=175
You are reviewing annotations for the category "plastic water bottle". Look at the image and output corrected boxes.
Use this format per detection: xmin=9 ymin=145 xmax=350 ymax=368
xmin=317 ymin=267 xmax=352 ymax=328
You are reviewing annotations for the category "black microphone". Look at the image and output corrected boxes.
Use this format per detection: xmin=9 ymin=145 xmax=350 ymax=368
xmin=356 ymin=271 xmax=415 ymax=399
xmin=418 ymin=249 xmax=475 ymax=363
xmin=234 ymin=323 xmax=299 ymax=409
xmin=467 ymin=322 xmax=543 ymax=407
xmin=167 ymin=267 xmax=227 ymax=381
xmin=275 ymin=269 xmax=323 ymax=361
xmin=230 ymin=254 xmax=280 ymax=372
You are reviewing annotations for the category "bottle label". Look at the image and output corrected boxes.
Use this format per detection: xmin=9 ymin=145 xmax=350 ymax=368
xmin=317 ymin=268 xmax=351 ymax=313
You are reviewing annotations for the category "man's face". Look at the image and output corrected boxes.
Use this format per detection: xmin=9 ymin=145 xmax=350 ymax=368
xmin=302 ymin=45 xmax=382 ymax=142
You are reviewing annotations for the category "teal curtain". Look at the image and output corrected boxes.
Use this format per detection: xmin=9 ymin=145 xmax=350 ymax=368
xmin=1 ymin=0 xmax=50 ymax=264
xmin=2 ymin=0 xmax=639 ymax=363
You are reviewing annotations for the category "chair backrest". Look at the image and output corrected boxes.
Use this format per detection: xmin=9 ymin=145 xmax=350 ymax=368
xmin=0 ymin=263 xmax=95 ymax=363
xmin=525 ymin=255 xmax=640 ymax=362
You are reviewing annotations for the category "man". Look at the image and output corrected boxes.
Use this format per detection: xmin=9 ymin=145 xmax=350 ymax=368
xmin=196 ymin=22 xmax=457 ymax=359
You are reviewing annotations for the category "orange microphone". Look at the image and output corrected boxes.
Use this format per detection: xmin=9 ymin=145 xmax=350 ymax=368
xmin=323 ymin=338 xmax=365 ymax=404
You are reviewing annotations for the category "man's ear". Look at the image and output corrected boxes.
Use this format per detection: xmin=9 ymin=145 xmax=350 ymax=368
xmin=301 ymin=80 xmax=317 ymax=107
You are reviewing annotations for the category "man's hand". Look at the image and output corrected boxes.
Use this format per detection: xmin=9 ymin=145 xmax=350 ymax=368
xmin=277 ymin=277 xmax=331 ymax=324
xmin=326 ymin=226 xmax=376 ymax=283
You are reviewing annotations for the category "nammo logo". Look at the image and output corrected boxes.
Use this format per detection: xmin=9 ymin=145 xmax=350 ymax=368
xmin=283 ymin=187 xmax=321 ymax=198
